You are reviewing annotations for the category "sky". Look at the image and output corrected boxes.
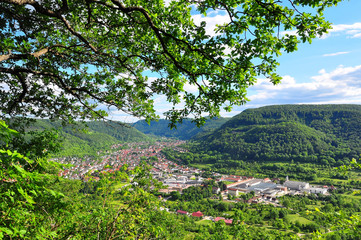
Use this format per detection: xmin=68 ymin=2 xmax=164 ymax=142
xmin=110 ymin=0 xmax=361 ymax=123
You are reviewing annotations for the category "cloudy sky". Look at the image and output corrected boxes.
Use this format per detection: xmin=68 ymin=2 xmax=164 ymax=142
xmin=111 ymin=0 xmax=361 ymax=123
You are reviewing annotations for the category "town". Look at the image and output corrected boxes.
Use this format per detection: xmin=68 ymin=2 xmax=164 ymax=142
xmin=55 ymin=140 xmax=332 ymax=200
xmin=53 ymin=140 xmax=338 ymax=227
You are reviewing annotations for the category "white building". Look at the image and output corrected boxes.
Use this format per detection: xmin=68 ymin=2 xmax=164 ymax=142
xmin=228 ymin=188 xmax=239 ymax=196
xmin=308 ymin=187 xmax=327 ymax=194
xmin=284 ymin=180 xmax=309 ymax=191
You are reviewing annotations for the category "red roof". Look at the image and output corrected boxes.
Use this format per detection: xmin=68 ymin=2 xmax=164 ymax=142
xmin=215 ymin=217 xmax=225 ymax=222
xmin=215 ymin=217 xmax=233 ymax=225
xmin=192 ymin=211 xmax=203 ymax=217
xmin=225 ymin=177 xmax=240 ymax=182
xmin=177 ymin=210 xmax=188 ymax=215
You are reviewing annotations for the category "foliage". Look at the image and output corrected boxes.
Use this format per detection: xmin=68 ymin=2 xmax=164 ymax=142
xmin=0 ymin=121 xmax=187 ymax=239
xmin=12 ymin=119 xmax=151 ymax=157
xmin=0 ymin=0 xmax=342 ymax=125
xmin=0 ymin=1 xmax=354 ymax=239
xmin=133 ymin=117 xmax=229 ymax=140
xmin=0 ymin=120 xmax=65 ymax=239
xmin=192 ymin=104 xmax=361 ymax=165
xmin=0 ymin=121 xmax=185 ymax=239
xmin=164 ymin=186 xmax=358 ymax=239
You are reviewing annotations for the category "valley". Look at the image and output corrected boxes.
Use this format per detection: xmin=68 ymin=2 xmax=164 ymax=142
xmin=3 ymin=104 xmax=361 ymax=239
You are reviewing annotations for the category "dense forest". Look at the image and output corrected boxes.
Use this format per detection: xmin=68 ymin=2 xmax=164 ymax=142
xmin=133 ymin=117 xmax=229 ymax=140
xmin=186 ymin=105 xmax=361 ymax=166
xmin=18 ymin=119 xmax=152 ymax=157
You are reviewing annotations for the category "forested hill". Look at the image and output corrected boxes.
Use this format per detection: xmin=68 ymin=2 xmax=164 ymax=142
xmin=195 ymin=104 xmax=361 ymax=165
xmin=30 ymin=120 xmax=151 ymax=157
xmin=133 ymin=117 xmax=230 ymax=140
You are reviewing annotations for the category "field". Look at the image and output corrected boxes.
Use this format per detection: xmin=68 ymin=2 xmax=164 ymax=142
xmin=195 ymin=219 xmax=213 ymax=226
xmin=286 ymin=214 xmax=313 ymax=225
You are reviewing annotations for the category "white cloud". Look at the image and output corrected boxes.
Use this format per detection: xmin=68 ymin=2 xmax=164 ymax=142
xmin=108 ymin=64 xmax=361 ymax=122
xmin=281 ymin=22 xmax=361 ymax=40
xmin=351 ymin=33 xmax=361 ymax=38
xmin=108 ymin=110 xmax=141 ymax=123
xmin=244 ymin=65 xmax=361 ymax=109
xmin=0 ymin=82 xmax=10 ymax=91
xmin=192 ymin=11 xmax=231 ymax=36
xmin=323 ymin=22 xmax=361 ymax=39
xmin=183 ymin=82 xmax=198 ymax=93
xmin=330 ymin=22 xmax=361 ymax=33
xmin=322 ymin=51 xmax=350 ymax=57
xmin=164 ymin=0 xmax=172 ymax=7
xmin=280 ymin=30 xmax=298 ymax=36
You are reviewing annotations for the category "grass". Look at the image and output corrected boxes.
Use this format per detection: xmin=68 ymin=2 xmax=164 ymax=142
xmin=314 ymin=177 xmax=349 ymax=184
xmin=223 ymin=181 xmax=234 ymax=185
xmin=223 ymin=211 xmax=235 ymax=216
xmin=341 ymin=192 xmax=361 ymax=200
xmin=108 ymin=200 xmax=126 ymax=207
xmin=286 ymin=214 xmax=312 ymax=225
xmin=305 ymin=202 xmax=322 ymax=210
xmin=195 ymin=219 xmax=213 ymax=226
xmin=190 ymin=163 xmax=213 ymax=169
xmin=112 ymin=182 xmax=128 ymax=190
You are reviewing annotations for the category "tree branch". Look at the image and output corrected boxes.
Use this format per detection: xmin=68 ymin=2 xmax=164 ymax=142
xmin=0 ymin=45 xmax=62 ymax=62
xmin=0 ymin=50 xmax=12 ymax=62
xmin=2 ymin=68 xmax=28 ymax=114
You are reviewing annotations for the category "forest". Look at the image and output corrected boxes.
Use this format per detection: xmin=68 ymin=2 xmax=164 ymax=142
xmin=21 ymin=119 xmax=151 ymax=157
xmin=133 ymin=117 xmax=229 ymax=140
xmin=189 ymin=105 xmax=361 ymax=166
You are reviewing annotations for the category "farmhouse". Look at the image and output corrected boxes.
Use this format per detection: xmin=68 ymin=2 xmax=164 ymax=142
xmin=177 ymin=210 xmax=188 ymax=215
xmin=192 ymin=211 xmax=204 ymax=218
xmin=227 ymin=188 xmax=239 ymax=196
xmin=214 ymin=217 xmax=233 ymax=225
xmin=308 ymin=187 xmax=328 ymax=194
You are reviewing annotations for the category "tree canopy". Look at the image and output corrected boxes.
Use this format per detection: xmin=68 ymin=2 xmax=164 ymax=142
xmin=0 ymin=0 xmax=342 ymax=125
xmin=184 ymin=104 xmax=361 ymax=166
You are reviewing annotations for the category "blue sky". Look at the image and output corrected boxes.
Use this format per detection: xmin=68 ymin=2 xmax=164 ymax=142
xmin=111 ymin=0 xmax=361 ymax=122
xmin=233 ymin=0 xmax=361 ymax=116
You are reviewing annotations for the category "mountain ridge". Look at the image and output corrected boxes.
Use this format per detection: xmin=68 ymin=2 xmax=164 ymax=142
xmin=193 ymin=104 xmax=361 ymax=165
xmin=28 ymin=120 xmax=152 ymax=157
xmin=133 ymin=117 xmax=230 ymax=140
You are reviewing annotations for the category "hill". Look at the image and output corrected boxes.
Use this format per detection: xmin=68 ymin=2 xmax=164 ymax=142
xmin=29 ymin=120 xmax=152 ymax=157
xmin=133 ymin=117 xmax=230 ymax=140
xmin=194 ymin=104 xmax=361 ymax=165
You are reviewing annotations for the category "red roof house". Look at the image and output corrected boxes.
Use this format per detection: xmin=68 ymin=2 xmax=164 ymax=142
xmin=177 ymin=210 xmax=188 ymax=215
xmin=214 ymin=217 xmax=233 ymax=225
xmin=192 ymin=211 xmax=204 ymax=218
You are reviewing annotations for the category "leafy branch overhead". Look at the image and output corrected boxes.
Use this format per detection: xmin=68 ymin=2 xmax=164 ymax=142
xmin=0 ymin=0 xmax=342 ymax=125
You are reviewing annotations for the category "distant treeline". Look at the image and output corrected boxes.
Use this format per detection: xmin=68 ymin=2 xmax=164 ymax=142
xmin=187 ymin=105 xmax=361 ymax=166
xmin=17 ymin=119 xmax=151 ymax=157
xmin=133 ymin=117 xmax=229 ymax=140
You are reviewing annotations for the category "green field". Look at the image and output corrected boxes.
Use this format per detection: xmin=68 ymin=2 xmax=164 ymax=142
xmin=195 ymin=219 xmax=214 ymax=226
xmin=190 ymin=163 xmax=213 ymax=169
xmin=341 ymin=192 xmax=361 ymax=200
xmin=113 ymin=182 xmax=128 ymax=190
xmin=223 ymin=211 xmax=235 ymax=216
xmin=286 ymin=214 xmax=313 ymax=225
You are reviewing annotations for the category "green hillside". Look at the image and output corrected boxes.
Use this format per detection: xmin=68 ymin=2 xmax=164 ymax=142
xmin=194 ymin=104 xmax=361 ymax=165
xmin=29 ymin=120 xmax=151 ymax=157
xmin=133 ymin=117 xmax=229 ymax=140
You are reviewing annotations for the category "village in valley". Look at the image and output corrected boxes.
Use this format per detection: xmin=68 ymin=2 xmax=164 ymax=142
xmin=55 ymin=140 xmax=333 ymax=212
